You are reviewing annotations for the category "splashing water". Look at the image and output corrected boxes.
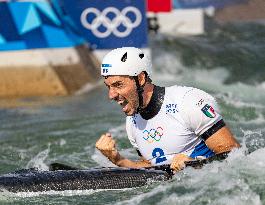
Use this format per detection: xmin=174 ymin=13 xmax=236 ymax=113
xmin=26 ymin=145 xmax=50 ymax=170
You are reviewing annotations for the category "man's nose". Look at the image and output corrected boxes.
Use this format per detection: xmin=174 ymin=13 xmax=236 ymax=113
xmin=108 ymin=87 xmax=118 ymax=100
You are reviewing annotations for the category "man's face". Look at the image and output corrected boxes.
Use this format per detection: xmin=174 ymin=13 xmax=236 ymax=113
xmin=104 ymin=75 xmax=138 ymax=116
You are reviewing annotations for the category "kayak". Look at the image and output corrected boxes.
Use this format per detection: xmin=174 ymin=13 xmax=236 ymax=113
xmin=0 ymin=166 xmax=171 ymax=193
xmin=0 ymin=152 xmax=229 ymax=193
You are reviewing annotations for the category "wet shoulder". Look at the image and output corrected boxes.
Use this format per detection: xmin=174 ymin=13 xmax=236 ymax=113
xmin=165 ymin=85 xmax=194 ymax=103
xmin=165 ymin=85 xmax=215 ymax=112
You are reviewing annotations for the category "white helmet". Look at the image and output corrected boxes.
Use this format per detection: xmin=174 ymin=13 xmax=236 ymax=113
xmin=101 ymin=47 xmax=152 ymax=77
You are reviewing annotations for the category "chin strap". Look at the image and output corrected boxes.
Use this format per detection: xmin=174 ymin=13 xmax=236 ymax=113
xmin=133 ymin=76 xmax=145 ymax=113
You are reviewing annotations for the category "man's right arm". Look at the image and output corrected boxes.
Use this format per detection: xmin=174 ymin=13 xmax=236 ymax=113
xmin=115 ymin=155 xmax=152 ymax=168
xmin=95 ymin=133 xmax=151 ymax=168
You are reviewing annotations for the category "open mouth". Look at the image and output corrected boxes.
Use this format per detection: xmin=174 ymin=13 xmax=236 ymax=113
xmin=118 ymin=100 xmax=129 ymax=112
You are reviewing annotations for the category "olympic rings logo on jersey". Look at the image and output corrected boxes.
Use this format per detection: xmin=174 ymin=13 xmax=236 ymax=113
xmin=143 ymin=127 xmax=163 ymax=143
xmin=80 ymin=7 xmax=142 ymax=38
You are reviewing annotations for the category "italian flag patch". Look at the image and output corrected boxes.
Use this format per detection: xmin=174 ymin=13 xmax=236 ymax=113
xmin=201 ymin=104 xmax=216 ymax=118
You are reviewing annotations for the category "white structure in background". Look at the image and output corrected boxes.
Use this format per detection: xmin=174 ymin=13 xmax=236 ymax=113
xmin=148 ymin=8 xmax=215 ymax=36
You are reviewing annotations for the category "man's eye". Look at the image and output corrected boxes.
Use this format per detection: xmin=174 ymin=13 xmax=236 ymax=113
xmin=114 ymin=83 xmax=123 ymax=88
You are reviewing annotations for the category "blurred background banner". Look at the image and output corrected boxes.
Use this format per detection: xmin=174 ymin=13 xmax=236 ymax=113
xmin=0 ymin=1 xmax=85 ymax=51
xmin=173 ymin=0 xmax=247 ymax=8
xmin=53 ymin=0 xmax=148 ymax=49
xmin=147 ymin=0 xmax=172 ymax=12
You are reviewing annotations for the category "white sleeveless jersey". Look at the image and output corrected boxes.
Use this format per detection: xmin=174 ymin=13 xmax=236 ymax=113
xmin=126 ymin=85 xmax=222 ymax=166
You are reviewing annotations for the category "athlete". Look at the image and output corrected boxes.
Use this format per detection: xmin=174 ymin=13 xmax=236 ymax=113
xmin=96 ymin=47 xmax=240 ymax=171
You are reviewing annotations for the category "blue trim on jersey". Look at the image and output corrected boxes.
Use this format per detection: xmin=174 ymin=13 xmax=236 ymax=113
xmin=189 ymin=140 xmax=215 ymax=159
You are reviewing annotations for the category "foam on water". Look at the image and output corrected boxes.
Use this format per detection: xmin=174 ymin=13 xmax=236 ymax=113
xmin=152 ymin=49 xmax=230 ymax=86
xmin=108 ymin=123 xmax=127 ymax=139
xmin=241 ymin=129 xmax=265 ymax=153
xmin=154 ymin=62 xmax=265 ymax=106
xmin=26 ymin=145 xmax=50 ymax=170
xmin=217 ymin=93 xmax=265 ymax=110
xmin=0 ymin=188 xmax=131 ymax=199
xmin=152 ymin=52 xmax=186 ymax=82
xmin=116 ymin=183 xmax=170 ymax=205
xmin=91 ymin=149 xmax=116 ymax=167
xmin=257 ymin=81 xmax=265 ymax=90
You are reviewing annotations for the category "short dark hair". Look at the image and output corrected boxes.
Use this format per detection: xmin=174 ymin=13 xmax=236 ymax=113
xmin=128 ymin=71 xmax=152 ymax=83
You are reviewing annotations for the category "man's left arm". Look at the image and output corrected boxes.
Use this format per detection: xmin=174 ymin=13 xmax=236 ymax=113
xmin=204 ymin=125 xmax=240 ymax=153
xmin=171 ymin=88 xmax=240 ymax=171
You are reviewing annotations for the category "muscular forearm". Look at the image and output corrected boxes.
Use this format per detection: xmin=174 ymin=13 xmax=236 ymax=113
xmin=110 ymin=152 xmax=152 ymax=168
xmin=206 ymin=126 xmax=240 ymax=154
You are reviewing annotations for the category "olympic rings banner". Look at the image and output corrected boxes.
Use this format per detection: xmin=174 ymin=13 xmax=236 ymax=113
xmin=53 ymin=0 xmax=148 ymax=49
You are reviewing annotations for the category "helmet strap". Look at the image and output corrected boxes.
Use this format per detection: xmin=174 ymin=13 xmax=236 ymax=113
xmin=133 ymin=76 xmax=145 ymax=113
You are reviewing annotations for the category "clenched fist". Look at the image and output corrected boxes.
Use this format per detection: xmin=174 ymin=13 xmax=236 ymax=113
xmin=95 ymin=133 xmax=120 ymax=164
